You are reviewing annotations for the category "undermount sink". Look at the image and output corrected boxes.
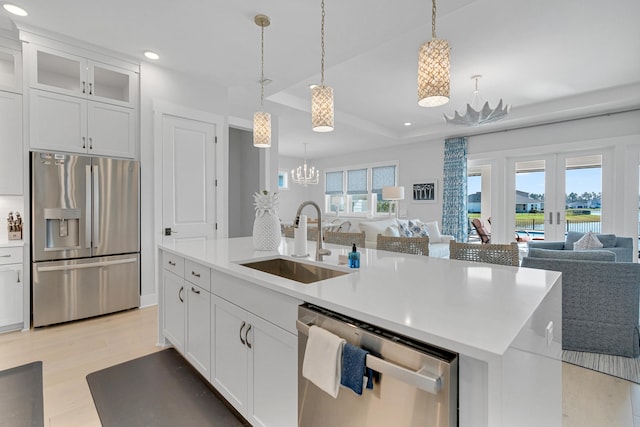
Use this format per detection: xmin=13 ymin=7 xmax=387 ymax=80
xmin=239 ymin=257 xmax=350 ymax=284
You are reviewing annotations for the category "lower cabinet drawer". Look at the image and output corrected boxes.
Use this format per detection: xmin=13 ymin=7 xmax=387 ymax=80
xmin=163 ymin=252 xmax=184 ymax=277
xmin=0 ymin=246 xmax=23 ymax=266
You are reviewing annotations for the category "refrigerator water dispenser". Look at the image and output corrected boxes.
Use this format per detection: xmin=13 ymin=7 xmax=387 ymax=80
xmin=44 ymin=208 xmax=81 ymax=250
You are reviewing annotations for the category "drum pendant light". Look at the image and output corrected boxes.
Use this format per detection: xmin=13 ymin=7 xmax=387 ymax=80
xmin=311 ymin=0 xmax=334 ymax=132
xmin=417 ymin=0 xmax=450 ymax=107
xmin=253 ymin=14 xmax=272 ymax=147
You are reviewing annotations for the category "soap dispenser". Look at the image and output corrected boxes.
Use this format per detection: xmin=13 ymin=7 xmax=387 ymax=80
xmin=349 ymin=243 xmax=360 ymax=268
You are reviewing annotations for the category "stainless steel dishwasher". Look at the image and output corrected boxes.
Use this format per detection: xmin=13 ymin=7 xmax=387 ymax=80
xmin=297 ymin=303 xmax=458 ymax=427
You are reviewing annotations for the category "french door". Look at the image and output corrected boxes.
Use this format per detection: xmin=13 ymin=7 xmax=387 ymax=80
xmin=508 ymin=150 xmax=608 ymax=242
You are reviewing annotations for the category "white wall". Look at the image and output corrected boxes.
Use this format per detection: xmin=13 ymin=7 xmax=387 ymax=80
xmin=228 ymin=128 xmax=260 ymax=237
xmin=307 ymin=138 xmax=446 ymax=223
xmin=139 ymin=62 xmax=229 ymax=306
xmin=278 ymin=155 xmax=314 ymax=224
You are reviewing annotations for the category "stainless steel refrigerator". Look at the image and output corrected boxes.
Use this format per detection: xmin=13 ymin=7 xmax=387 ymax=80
xmin=31 ymin=151 xmax=140 ymax=327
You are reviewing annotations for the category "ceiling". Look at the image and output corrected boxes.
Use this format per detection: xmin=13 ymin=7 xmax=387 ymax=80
xmin=1 ymin=0 xmax=639 ymax=159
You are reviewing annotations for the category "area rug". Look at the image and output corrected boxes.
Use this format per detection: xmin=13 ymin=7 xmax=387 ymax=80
xmin=0 ymin=361 xmax=44 ymax=427
xmin=86 ymin=348 xmax=249 ymax=427
xmin=563 ymin=350 xmax=640 ymax=384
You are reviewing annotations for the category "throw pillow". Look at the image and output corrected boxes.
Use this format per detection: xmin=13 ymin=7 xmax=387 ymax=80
xmin=573 ymin=231 xmax=604 ymax=250
xmin=408 ymin=220 xmax=429 ymax=237
xmin=383 ymin=225 xmax=400 ymax=237
xmin=398 ymin=222 xmax=413 ymax=237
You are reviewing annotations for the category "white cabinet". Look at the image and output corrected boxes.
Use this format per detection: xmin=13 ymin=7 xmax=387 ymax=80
xmin=212 ymin=291 xmax=297 ymax=427
xmin=0 ymin=91 xmax=23 ymax=195
xmin=27 ymin=44 xmax=137 ymax=108
xmin=0 ymin=245 xmax=23 ymax=332
xmin=161 ymin=252 xmax=212 ymax=379
xmin=29 ymin=89 xmax=135 ymax=158
xmin=0 ymin=45 xmax=22 ymax=93
xmin=162 ymin=269 xmax=185 ymax=353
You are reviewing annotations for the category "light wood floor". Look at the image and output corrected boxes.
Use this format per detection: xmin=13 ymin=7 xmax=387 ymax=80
xmin=0 ymin=306 xmax=161 ymax=427
xmin=1 ymin=305 xmax=639 ymax=427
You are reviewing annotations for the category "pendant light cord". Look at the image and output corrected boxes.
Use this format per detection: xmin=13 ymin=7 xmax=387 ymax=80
xmin=320 ymin=0 xmax=326 ymax=86
xmin=260 ymin=25 xmax=265 ymax=107
xmin=431 ymin=0 xmax=437 ymax=39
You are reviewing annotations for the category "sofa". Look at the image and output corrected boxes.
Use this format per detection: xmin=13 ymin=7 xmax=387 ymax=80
xmin=521 ymin=256 xmax=640 ymax=357
xmin=343 ymin=218 xmax=454 ymax=258
xmin=527 ymin=231 xmax=634 ymax=262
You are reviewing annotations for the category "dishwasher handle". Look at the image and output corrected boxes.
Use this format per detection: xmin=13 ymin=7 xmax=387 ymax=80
xmin=296 ymin=319 xmax=442 ymax=394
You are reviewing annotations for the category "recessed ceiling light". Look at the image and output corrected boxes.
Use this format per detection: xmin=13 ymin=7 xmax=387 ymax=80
xmin=404 ymin=122 xmax=412 ymax=126
xmin=144 ymin=51 xmax=160 ymax=60
xmin=3 ymin=3 xmax=28 ymax=16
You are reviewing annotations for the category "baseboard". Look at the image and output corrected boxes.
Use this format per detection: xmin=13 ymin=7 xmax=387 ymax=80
xmin=140 ymin=293 xmax=158 ymax=308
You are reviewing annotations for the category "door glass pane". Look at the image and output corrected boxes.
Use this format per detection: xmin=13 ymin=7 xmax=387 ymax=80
xmin=515 ymin=160 xmax=545 ymax=239
xmin=565 ymin=155 xmax=602 ymax=233
xmin=93 ymin=65 xmax=130 ymax=102
xmin=37 ymin=51 xmax=82 ymax=92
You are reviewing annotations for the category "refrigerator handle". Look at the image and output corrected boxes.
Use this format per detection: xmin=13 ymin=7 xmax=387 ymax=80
xmin=85 ymin=165 xmax=92 ymax=249
xmin=93 ymin=164 xmax=100 ymax=249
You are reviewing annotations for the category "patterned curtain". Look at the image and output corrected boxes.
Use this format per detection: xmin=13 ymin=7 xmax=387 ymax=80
xmin=442 ymin=137 xmax=468 ymax=242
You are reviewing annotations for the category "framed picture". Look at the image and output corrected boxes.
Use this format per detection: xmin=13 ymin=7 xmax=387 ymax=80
xmin=411 ymin=179 xmax=437 ymax=203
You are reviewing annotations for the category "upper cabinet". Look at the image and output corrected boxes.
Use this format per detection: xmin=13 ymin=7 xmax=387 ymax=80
xmin=0 ymin=91 xmax=23 ymax=195
xmin=0 ymin=45 xmax=22 ymax=94
xmin=18 ymin=31 xmax=140 ymax=159
xmin=27 ymin=44 xmax=137 ymax=108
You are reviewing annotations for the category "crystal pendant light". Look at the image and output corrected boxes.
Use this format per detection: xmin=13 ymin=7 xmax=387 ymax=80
xmin=417 ymin=0 xmax=450 ymax=107
xmin=253 ymin=14 xmax=271 ymax=148
xmin=444 ymin=75 xmax=510 ymax=126
xmin=291 ymin=144 xmax=319 ymax=186
xmin=311 ymin=0 xmax=334 ymax=132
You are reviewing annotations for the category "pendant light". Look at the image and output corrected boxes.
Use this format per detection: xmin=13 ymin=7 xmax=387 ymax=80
xmin=253 ymin=14 xmax=271 ymax=148
xmin=417 ymin=0 xmax=450 ymax=107
xmin=444 ymin=75 xmax=510 ymax=126
xmin=291 ymin=144 xmax=319 ymax=186
xmin=311 ymin=0 xmax=334 ymax=132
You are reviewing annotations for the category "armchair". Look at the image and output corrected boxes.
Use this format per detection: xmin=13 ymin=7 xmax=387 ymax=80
xmin=521 ymin=256 xmax=640 ymax=357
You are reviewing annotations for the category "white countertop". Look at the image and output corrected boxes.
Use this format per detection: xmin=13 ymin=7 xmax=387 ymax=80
xmin=158 ymin=237 xmax=561 ymax=361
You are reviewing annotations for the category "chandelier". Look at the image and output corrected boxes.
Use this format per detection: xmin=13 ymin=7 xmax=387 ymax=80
xmin=417 ymin=0 xmax=450 ymax=107
xmin=253 ymin=14 xmax=271 ymax=147
xmin=311 ymin=0 xmax=334 ymax=132
xmin=444 ymin=75 xmax=510 ymax=126
xmin=291 ymin=144 xmax=319 ymax=186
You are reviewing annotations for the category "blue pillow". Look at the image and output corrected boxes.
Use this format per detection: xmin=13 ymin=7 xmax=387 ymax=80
xmin=398 ymin=222 xmax=413 ymax=237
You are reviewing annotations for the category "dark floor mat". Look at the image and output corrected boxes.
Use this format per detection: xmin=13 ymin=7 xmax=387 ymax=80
xmin=0 ymin=361 xmax=44 ymax=427
xmin=86 ymin=348 xmax=249 ymax=427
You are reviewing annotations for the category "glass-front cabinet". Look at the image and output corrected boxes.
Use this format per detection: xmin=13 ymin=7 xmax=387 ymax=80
xmin=27 ymin=44 xmax=137 ymax=108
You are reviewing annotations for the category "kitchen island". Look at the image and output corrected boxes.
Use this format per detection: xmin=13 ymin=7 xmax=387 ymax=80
xmin=158 ymin=237 xmax=562 ymax=427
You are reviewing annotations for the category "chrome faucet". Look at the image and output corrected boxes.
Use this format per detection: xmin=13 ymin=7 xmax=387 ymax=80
xmin=294 ymin=201 xmax=331 ymax=261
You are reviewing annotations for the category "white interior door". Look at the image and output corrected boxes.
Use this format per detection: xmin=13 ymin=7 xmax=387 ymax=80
xmin=162 ymin=114 xmax=216 ymax=242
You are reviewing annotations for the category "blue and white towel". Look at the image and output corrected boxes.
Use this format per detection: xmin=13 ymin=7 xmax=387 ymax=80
xmin=340 ymin=343 xmax=375 ymax=395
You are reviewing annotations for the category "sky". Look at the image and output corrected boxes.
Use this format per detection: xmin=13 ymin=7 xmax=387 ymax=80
xmin=468 ymin=168 xmax=602 ymax=197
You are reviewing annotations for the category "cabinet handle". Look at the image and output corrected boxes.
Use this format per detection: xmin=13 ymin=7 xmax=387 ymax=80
xmin=245 ymin=323 xmax=252 ymax=349
xmin=191 ymin=286 xmax=200 ymax=294
xmin=82 ymin=136 xmax=86 ymax=149
xmin=191 ymin=271 xmax=201 ymax=278
xmin=178 ymin=286 xmax=184 ymax=303
xmin=168 ymin=260 xmax=176 ymax=266
xmin=82 ymin=81 xmax=86 ymax=94
xmin=0 ymin=254 xmax=10 ymax=258
xmin=239 ymin=321 xmax=246 ymax=345
xmin=549 ymin=212 xmax=553 ymax=225
xmin=89 ymin=82 xmax=93 ymax=95
xmin=16 ymin=270 xmax=20 ymax=283
xmin=89 ymin=137 xmax=93 ymax=150
xmin=557 ymin=212 xmax=561 ymax=224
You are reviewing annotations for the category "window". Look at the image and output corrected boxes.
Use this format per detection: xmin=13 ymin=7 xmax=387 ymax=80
xmin=278 ymin=170 xmax=289 ymax=190
xmin=324 ymin=162 xmax=398 ymax=216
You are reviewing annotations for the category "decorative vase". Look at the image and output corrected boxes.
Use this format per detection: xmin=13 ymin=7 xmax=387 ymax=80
xmin=252 ymin=191 xmax=282 ymax=251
